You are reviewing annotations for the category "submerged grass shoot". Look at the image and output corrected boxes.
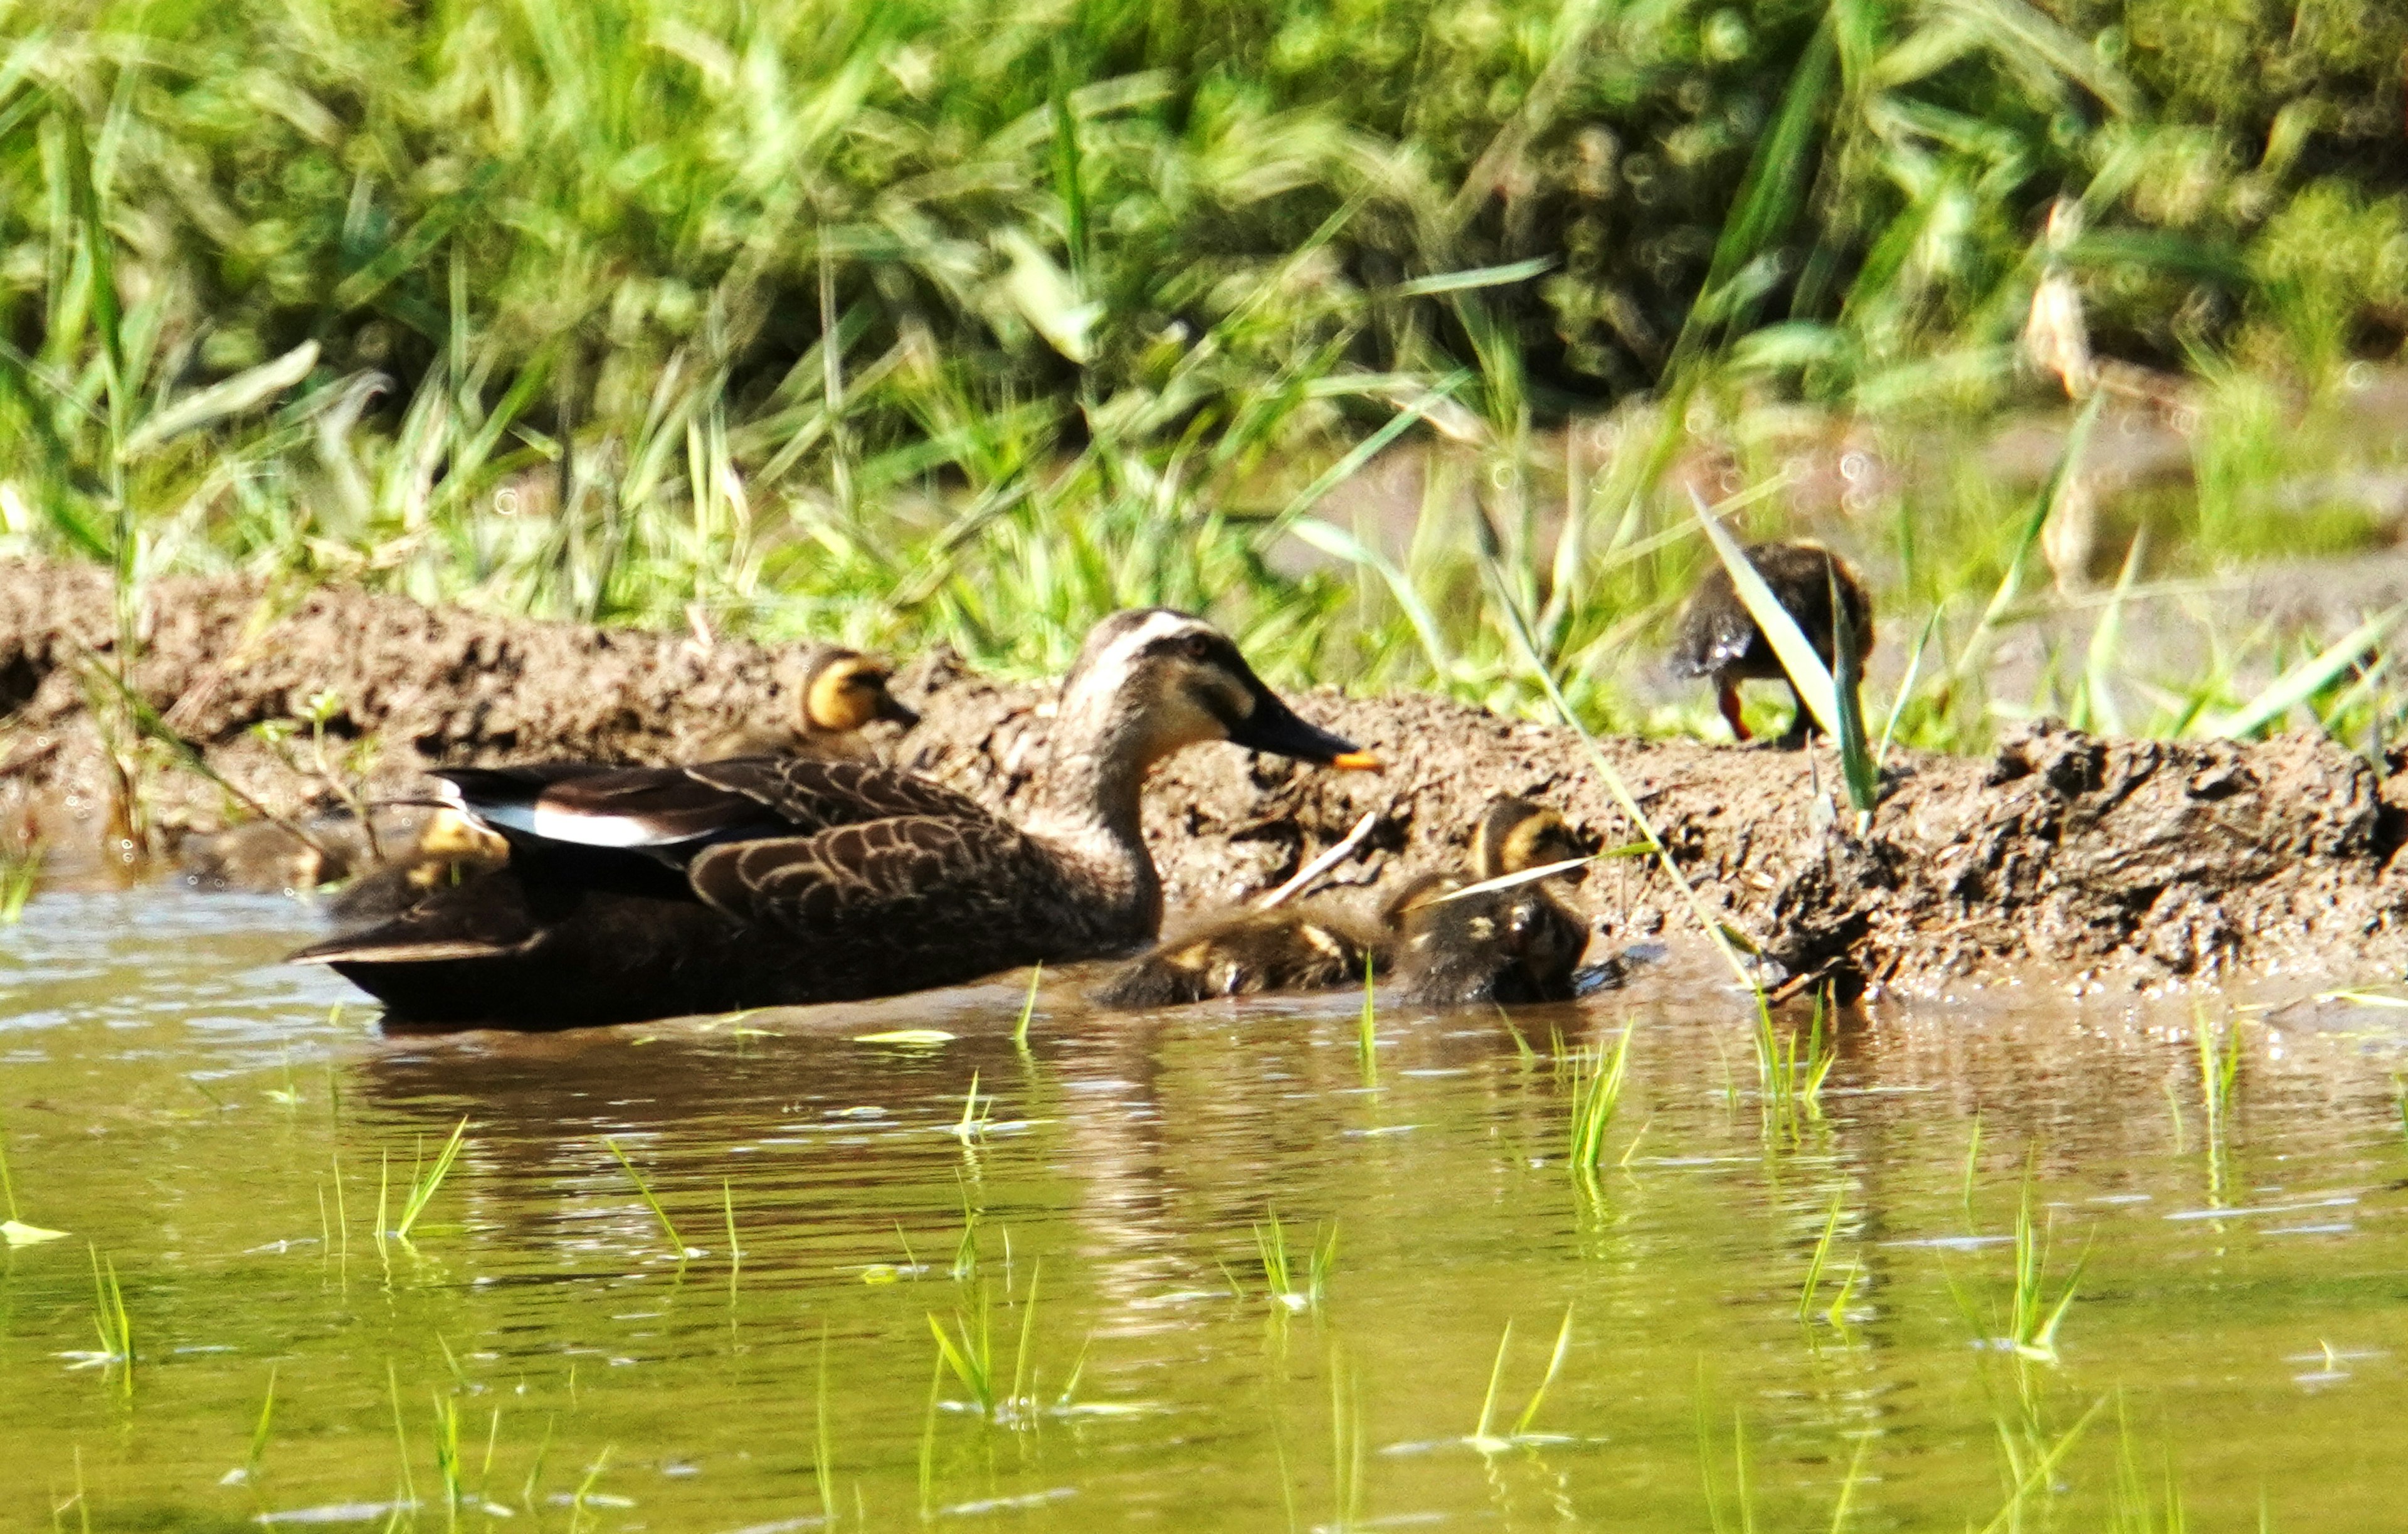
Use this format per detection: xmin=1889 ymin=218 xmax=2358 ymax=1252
xmin=2009 ymin=1180 xmax=2091 ymax=1365
xmin=1467 ymin=1304 xmax=1575 ymax=1452
xmin=86 ymin=1245 xmax=133 ymax=1395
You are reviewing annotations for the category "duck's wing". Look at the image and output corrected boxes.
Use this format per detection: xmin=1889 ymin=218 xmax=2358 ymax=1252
xmin=684 ymin=813 xmax=1046 ymax=957
xmin=436 ymin=756 xmax=986 ymax=855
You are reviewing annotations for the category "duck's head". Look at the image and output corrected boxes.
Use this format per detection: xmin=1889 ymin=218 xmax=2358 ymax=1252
xmin=1056 ymin=610 xmax=1378 ymax=775
xmin=792 ymin=647 xmax=919 ymax=734
xmin=1471 ymin=798 xmax=1587 ymax=883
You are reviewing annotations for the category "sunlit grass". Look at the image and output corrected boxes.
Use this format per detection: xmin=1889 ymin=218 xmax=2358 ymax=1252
xmin=1565 ymin=1024 xmax=1635 ymax=1179
xmin=1255 ymin=1210 xmax=1338 ymax=1316
xmin=3 ymin=0 xmax=2405 ymax=807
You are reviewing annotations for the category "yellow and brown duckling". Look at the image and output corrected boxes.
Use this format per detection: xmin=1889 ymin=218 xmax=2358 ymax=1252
xmin=290 ymin=609 xmax=1378 ymax=1027
xmin=697 ymin=645 xmax=919 ymax=759
xmin=325 ymin=808 xmax=510 ymax=926
xmin=1091 ymin=899 xmax=1382 ymax=1007
xmin=1388 ymin=798 xmax=1592 ymax=1007
xmin=1667 ymin=541 xmax=1872 ymax=747
xmin=1094 ymin=797 xmax=1591 ymax=1010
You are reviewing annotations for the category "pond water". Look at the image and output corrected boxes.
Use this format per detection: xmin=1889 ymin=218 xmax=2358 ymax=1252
xmin=6 ymin=888 xmax=2408 ymax=1530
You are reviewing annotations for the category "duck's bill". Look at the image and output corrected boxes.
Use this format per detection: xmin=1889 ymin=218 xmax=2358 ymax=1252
xmin=1232 ymin=692 xmax=1380 ymax=770
xmin=875 ymin=692 xmax=922 ymax=728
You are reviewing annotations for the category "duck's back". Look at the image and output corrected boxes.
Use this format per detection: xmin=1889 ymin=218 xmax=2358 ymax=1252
xmin=295 ymin=757 xmax=1144 ymax=1025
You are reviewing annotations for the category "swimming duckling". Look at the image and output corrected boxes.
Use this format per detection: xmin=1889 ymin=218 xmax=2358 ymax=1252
xmin=1667 ymin=541 xmax=1872 ymax=747
xmin=1390 ymin=798 xmax=1592 ymax=1007
xmin=325 ymin=808 xmax=510 ymax=926
xmin=1091 ymin=900 xmax=1383 ymax=1007
xmin=697 ymin=645 xmax=919 ymax=759
xmin=289 ymin=610 xmax=1378 ymax=1027
xmin=179 ymin=815 xmax=369 ymax=895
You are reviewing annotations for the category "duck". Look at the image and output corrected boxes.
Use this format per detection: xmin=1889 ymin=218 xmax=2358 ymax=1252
xmin=326 ymin=650 xmax=909 ymax=928
xmin=694 ymin=645 xmax=919 ymax=759
xmin=288 ymin=609 xmax=1378 ymax=1027
xmin=1667 ymin=540 xmax=1872 ymax=746
xmin=1093 ymin=797 xmax=1590 ymax=1010
xmin=1388 ymin=798 xmax=1592 ymax=1007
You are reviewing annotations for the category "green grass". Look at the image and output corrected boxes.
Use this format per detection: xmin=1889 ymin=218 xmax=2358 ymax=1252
xmin=0 ymin=837 xmax=38 ymax=924
xmin=85 ymin=1244 xmax=133 ymax=1397
xmin=394 ymin=1116 xmax=469 ymax=1242
xmin=1565 ymin=1024 xmax=1635 ymax=1178
xmin=1255 ymin=1209 xmax=1338 ymax=1315
xmin=1 ymin=0 xmax=2405 ymax=788
xmin=2007 ymin=1179 xmax=2090 ymax=1365
xmin=601 ymin=1134 xmax=694 ymax=1257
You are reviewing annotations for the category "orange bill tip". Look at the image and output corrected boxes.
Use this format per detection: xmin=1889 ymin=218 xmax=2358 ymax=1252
xmin=1329 ymin=750 xmax=1383 ymax=771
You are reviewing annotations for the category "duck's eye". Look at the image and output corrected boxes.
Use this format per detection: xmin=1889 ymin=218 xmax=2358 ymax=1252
xmin=1182 ymin=634 xmax=1212 ymax=660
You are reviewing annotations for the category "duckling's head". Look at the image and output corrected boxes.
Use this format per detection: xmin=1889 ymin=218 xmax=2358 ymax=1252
xmin=1055 ymin=610 xmax=1378 ymax=777
xmin=416 ymin=807 xmax=507 ymax=862
xmin=791 ymin=647 xmax=919 ymax=735
xmin=1471 ymin=798 xmax=1587 ymax=882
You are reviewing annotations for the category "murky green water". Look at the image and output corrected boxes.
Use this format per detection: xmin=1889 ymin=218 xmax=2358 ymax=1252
xmin=7 ymin=890 xmax=2408 ymax=1530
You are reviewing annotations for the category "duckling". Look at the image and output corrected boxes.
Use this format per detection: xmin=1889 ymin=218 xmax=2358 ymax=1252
xmin=1667 ymin=541 xmax=1872 ymax=747
xmin=697 ymin=645 xmax=919 ymax=759
xmin=1390 ymin=798 xmax=1592 ymax=1007
xmin=1094 ymin=800 xmax=1588 ymax=1010
xmin=325 ymin=808 xmax=510 ymax=926
xmin=179 ymin=815 xmax=367 ymax=895
xmin=288 ymin=610 xmax=1378 ymax=1027
xmin=1091 ymin=901 xmax=1383 ymax=1007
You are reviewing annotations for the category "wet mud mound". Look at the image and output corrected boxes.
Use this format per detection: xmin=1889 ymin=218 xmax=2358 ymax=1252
xmin=5 ymin=556 xmax=2407 ymax=995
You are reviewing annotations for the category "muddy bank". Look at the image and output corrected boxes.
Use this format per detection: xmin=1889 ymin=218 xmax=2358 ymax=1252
xmin=5 ymin=556 xmax=2407 ymax=995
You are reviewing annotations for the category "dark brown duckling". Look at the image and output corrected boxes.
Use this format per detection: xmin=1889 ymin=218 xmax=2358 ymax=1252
xmin=1390 ymin=798 xmax=1592 ymax=1007
xmin=288 ymin=609 xmax=1377 ymax=1028
xmin=1090 ymin=901 xmax=1383 ymax=1007
xmin=1667 ymin=541 xmax=1872 ymax=747
xmin=697 ymin=645 xmax=918 ymax=759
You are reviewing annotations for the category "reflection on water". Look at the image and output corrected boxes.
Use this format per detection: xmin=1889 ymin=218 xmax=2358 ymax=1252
xmin=6 ymin=889 xmax=2408 ymax=1529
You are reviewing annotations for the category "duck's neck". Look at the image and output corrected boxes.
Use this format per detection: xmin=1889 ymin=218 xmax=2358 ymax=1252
xmin=1023 ymin=704 xmax=1163 ymax=938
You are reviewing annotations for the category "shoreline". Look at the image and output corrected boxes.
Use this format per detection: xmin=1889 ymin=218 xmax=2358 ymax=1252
xmin=5 ymin=556 xmax=2405 ymax=997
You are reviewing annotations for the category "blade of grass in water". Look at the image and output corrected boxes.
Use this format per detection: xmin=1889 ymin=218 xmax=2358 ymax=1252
xmin=601 ymin=1135 xmax=692 ymax=1257
xmin=394 ymin=1116 xmax=468 ymax=1240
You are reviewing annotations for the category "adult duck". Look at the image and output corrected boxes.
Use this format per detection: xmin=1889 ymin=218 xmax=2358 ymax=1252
xmin=329 ymin=645 xmax=914 ymax=927
xmin=290 ymin=610 xmax=1376 ymax=1026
